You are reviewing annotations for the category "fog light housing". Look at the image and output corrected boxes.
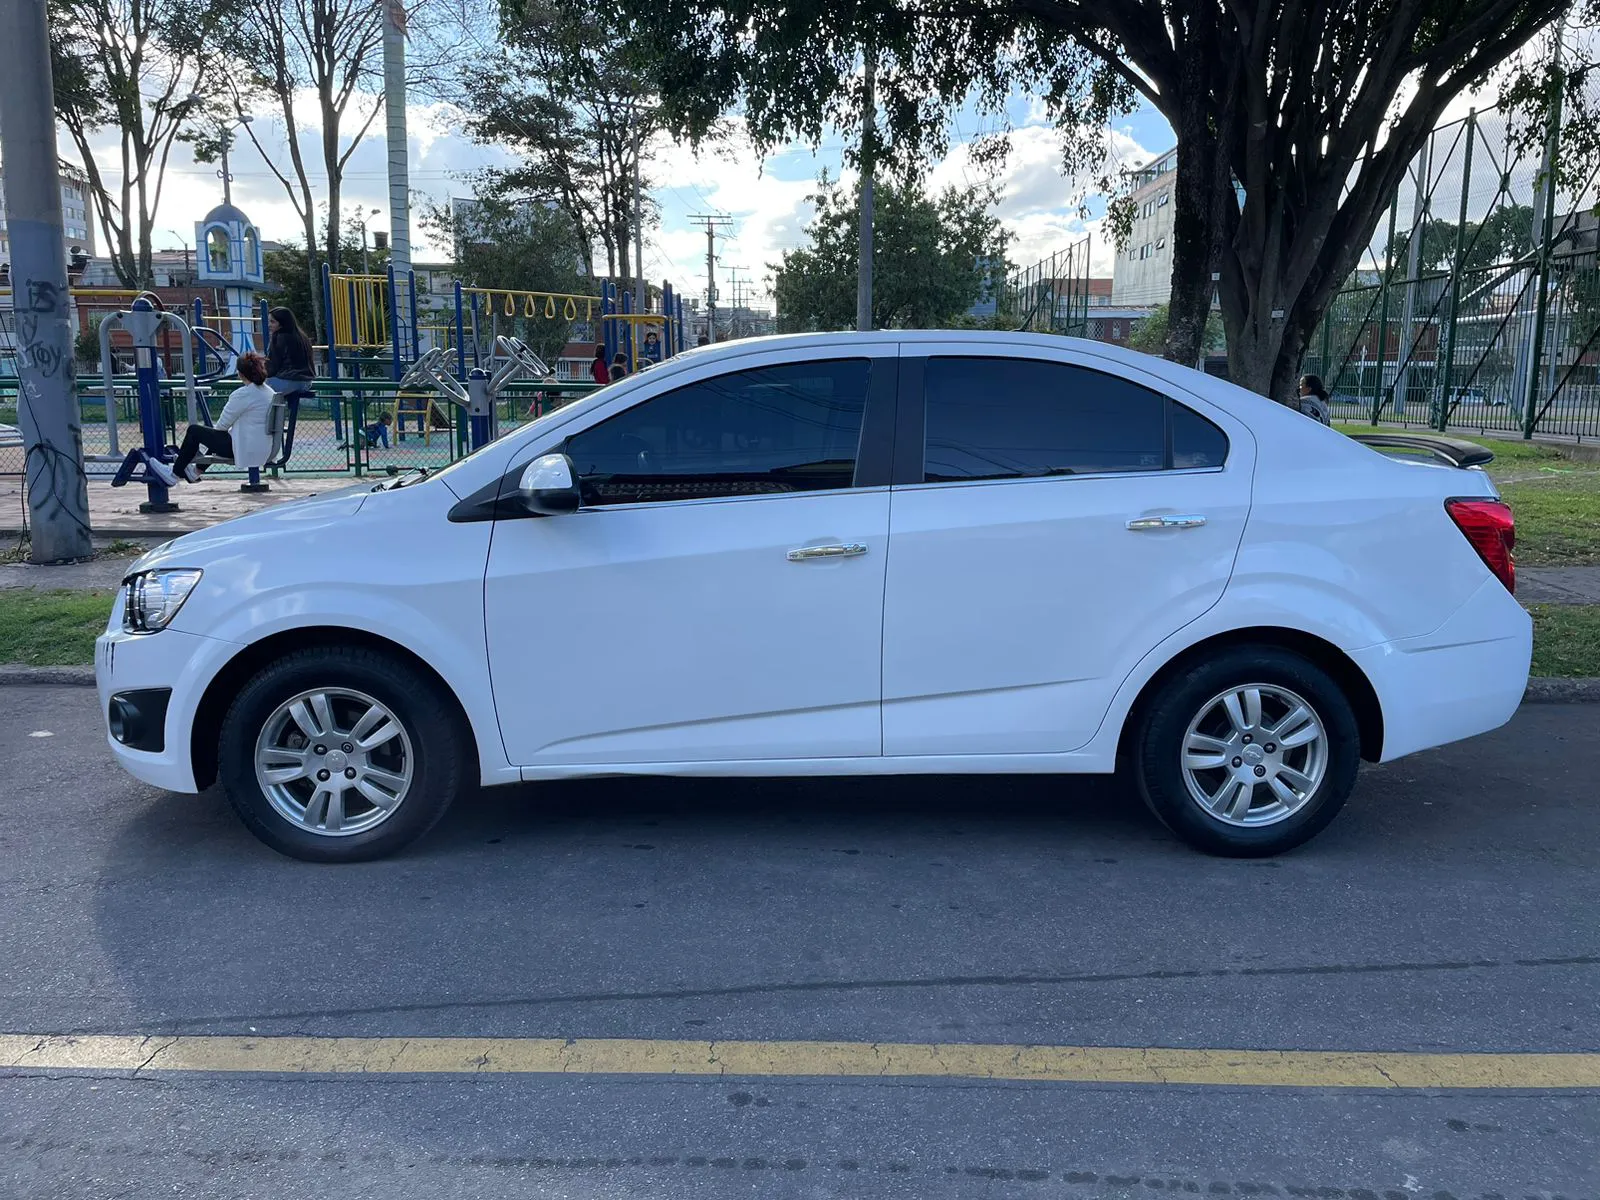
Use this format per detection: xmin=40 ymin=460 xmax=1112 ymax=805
xmin=109 ymin=689 xmax=170 ymax=753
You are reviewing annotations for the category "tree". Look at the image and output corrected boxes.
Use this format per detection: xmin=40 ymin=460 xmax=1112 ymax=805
xmin=1127 ymin=303 xmax=1222 ymax=356
xmin=49 ymin=0 xmax=240 ymax=287
xmin=613 ymin=0 xmax=1596 ymax=400
xmin=220 ymin=0 xmax=448 ymax=339
xmin=421 ymin=195 xmax=589 ymax=361
xmin=773 ymin=174 xmax=1010 ymax=331
xmin=263 ymin=219 xmax=393 ymax=330
xmin=455 ymin=0 xmax=683 ymax=281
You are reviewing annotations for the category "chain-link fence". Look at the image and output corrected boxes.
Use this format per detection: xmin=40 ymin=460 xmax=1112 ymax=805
xmin=1302 ymin=71 xmax=1600 ymax=439
xmin=999 ymin=237 xmax=1093 ymax=336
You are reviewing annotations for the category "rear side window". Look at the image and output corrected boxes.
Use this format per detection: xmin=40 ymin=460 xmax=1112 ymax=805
xmin=1171 ymin=400 xmax=1228 ymax=469
xmin=563 ymin=359 xmax=870 ymax=505
xmin=921 ymin=356 xmax=1227 ymax=481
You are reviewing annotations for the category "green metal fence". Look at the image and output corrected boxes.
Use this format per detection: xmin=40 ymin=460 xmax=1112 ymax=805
xmin=999 ymin=236 xmax=1093 ymax=336
xmin=0 ymin=376 xmax=599 ymax=479
xmin=1302 ymin=71 xmax=1600 ymax=439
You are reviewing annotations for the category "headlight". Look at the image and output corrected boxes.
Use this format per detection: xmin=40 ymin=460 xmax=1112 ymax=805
xmin=122 ymin=569 xmax=203 ymax=633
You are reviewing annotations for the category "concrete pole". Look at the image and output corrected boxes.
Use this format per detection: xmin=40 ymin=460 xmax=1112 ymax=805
xmin=0 ymin=0 xmax=92 ymax=562
xmin=705 ymin=224 xmax=716 ymax=341
xmin=632 ymin=113 xmax=646 ymax=320
xmin=856 ymin=48 xmax=876 ymax=333
xmin=383 ymin=0 xmax=411 ymax=349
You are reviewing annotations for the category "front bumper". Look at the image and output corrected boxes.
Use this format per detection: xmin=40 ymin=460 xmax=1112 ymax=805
xmin=96 ymin=617 xmax=242 ymax=793
xmin=1350 ymin=577 xmax=1533 ymax=763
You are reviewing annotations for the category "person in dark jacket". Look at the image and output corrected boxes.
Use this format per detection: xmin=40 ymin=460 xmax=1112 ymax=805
xmin=264 ymin=306 xmax=330 ymax=437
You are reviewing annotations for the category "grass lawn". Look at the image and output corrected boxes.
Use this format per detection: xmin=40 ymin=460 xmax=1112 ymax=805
xmin=0 ymin=590 xmax=114 ymax=666
xmin=3 ymin=589 xmax=1599 ymax=679
xmin=1528 ymin=605 xmax=1600 ymax=678
xmin=1336 ymin=425 xmax=1600 ymax=567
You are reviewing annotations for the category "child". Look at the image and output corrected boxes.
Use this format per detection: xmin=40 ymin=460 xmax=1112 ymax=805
xmin=610 ymin=353 xmax=630 ymax=381
xmin=360 ymin=411 xmax=392 ymax=449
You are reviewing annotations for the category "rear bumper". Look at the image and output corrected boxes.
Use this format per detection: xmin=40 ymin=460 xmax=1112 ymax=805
xmin=1350 ymin=578 xmax=1532 ymax=763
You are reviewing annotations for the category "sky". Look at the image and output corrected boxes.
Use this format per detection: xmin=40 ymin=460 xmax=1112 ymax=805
xmin=64 ymin=85 xmax=1178 ymax=310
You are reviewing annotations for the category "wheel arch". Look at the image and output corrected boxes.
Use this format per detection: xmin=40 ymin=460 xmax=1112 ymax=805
xmin=190 ymin=627 xmax=482 ymax=790
xmin=1116 ymin=626 xmax=1385 ymax=766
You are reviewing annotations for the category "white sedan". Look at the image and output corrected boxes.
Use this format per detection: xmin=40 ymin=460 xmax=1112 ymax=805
xmin=95 ymin=332 xmax=1531 ymax=861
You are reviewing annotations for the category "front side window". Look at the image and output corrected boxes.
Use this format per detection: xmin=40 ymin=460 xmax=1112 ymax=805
xmin=563 ymin=358 xmax=871 ymax=506
xmin=921 ymin=357 xmax=1227 ymax=481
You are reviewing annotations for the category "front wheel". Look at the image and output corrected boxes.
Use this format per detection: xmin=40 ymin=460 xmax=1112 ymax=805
xmin=218 ymin=646 xmax=470 ymax=862
xmin=1133 ymin=647 xmax=1361 ymax=856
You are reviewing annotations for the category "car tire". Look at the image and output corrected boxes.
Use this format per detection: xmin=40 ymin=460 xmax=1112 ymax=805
xmin=1133 ymin=647 xmax=1361 ymax=857
xmin=218 ymin=645 xmax=471 ymax=862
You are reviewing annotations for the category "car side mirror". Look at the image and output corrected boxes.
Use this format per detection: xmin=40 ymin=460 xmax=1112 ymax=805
xmin=517 ymin=453 xmax=581 ymax=516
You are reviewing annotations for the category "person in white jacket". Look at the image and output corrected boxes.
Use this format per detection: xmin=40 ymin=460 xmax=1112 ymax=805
xmin=150 ymin=352 xmax=276 ymax=485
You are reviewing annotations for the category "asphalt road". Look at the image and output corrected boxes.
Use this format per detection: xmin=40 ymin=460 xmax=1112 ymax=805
xmin=1 ymin=686 xmax=1597 ymax=1199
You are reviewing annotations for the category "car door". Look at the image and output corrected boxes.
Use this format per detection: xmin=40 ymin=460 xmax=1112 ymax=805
xmin=881 ymin=347 xmax=1254 ymax=757
xmin=484 ymin=347 xmax=898 ymax=767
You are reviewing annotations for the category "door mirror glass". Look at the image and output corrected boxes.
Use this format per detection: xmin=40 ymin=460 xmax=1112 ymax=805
xmin=517 ymin=453 xmax=581 ymax=515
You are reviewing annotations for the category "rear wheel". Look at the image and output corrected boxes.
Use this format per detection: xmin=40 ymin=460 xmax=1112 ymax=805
xmin=218 ymin=646 xmax=470 ymax=862
xmin=1133 ymin=647 xmax=1361 ymax=856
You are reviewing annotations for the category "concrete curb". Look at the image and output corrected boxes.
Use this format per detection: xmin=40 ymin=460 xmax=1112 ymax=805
xmin=3 ymin=664 xmax=1598 ymax=705
xmin=1521 ymin=676 xmax=1600 ymax=703
xmin=0 ymin=665 xmax=97 ymax=686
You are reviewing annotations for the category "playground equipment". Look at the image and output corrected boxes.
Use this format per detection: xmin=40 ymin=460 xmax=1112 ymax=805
xmin=392 ymin=335 xmax=551 ymax=452
xmin=100 ymin=296 xmax=200 ymax=513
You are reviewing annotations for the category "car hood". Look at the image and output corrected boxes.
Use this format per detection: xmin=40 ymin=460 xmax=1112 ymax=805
xmin=128 ymin=483 xmax=372 ymax=574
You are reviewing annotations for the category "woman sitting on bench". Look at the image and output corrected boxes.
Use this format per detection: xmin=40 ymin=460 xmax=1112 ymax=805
xmin=151 ymin=352 xmax=274 ymax=485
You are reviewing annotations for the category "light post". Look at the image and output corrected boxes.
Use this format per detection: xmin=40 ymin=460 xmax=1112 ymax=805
xmin=185 ymin=96 xmax=251 ymax=205
xmin=165 ymin=229 xmax=192 ymax=282
xmin=353 ymin=207 xmax=380 ymax=275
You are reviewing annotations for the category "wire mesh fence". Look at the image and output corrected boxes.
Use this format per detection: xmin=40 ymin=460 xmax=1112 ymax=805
xmin=998 ymin=237 xmax=1094 ymax=336
xmin=1303 ymin=72 xmax=1600 ymax=439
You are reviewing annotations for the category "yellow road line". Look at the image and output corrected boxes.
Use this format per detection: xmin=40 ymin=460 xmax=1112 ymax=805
xmin=3 ymin=1035 xmax=1600 ymax=1088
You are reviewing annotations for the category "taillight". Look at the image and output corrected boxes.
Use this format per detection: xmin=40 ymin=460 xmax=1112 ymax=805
xmin=1445 ymin=498 xmax=1516 ymax=594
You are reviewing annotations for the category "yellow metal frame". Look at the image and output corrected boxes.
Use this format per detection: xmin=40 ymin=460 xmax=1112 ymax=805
xmin=327 ymin=272 xmax=391 ymax=351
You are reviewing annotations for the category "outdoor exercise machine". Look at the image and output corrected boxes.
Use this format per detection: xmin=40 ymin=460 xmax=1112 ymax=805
xmin=394 ymin=336 xmax=551 ymax=452
xmin=101 ymin=295 xmax=199 ymax=514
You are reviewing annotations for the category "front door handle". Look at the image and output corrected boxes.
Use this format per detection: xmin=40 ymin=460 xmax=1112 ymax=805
xmin=1126 ymin=515 xmax=1207 ymax=531
xmin=787 ymin=543 xmax=869 ymax=562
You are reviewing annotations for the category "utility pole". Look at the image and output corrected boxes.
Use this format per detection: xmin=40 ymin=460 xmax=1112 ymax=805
xmin=382 ymin=0 xmax=411 ymax=344
xmin=0 ymin=0 xmax=92 ymax=562
xmin=726 ymin=267 xmax=748 ymax=339
xmin=689 ymin=213 xmax=733 ymax=342
xmin=856 ymin=44 xmax=877 ymax=333
xmin=632 ymin=110 xmax=646 ymax=320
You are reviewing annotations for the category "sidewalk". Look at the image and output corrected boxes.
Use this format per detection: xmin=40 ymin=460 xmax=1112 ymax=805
xmin=1518 ymin=568 xmax=1600 ymax=606
xmin=0 ymin=474 xmax=339 ymax=539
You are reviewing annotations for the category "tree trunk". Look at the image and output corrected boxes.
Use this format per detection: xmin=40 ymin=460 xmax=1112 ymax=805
xmin=304 ymin=212 xmax=323 ymax=345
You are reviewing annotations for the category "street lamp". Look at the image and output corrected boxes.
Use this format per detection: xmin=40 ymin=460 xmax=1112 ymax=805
xmin=353 ymin=206 xmax=381 ymax=275
xmin=186 ymin=95 xmax=252 ymax=206
xmin=165 ymin=229 xmax=192 ymax=282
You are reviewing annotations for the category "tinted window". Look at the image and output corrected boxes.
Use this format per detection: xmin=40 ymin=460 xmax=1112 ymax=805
xmin=564 ymin=359 xmax=869 ymax=505
xmin=1171 ymin=401 xmax=1229 ymax=468
xmin=923 ymin=357 xmax=1167 ymax=481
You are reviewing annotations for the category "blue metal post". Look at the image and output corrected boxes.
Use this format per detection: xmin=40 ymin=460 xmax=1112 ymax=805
xmin=470 ymin=292 xmax=482 ymax=368
xmin=130 ymin=298 xmax=176 ymax=512
xmin=322 ymin=262 xmax=339 ymax=380
xmin=454 ymin=282 xmax=467 ymax=379
xmin=408 ymin=269 xmax=420 ymax=361
xmin=191 ymin=297 xmax=207 ymax=374
xmin=387 ymin=263 xmax=402 ymax=380
xmin=602 ymin=281 xmax=616 ymax=363
xmin=621 ymin=289 xmax=633 ymax=369
xmin=467 ymin=368 xmax=492 ymax=450
xmin=661 ymin=282 xmax=673 ymax=359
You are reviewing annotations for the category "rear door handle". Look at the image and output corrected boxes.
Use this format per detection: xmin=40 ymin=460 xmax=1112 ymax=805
xmin=1126 ymin=515 xmax=1207 ymax=531
xmin=787 ymin=543 xmax=869 ymax=562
